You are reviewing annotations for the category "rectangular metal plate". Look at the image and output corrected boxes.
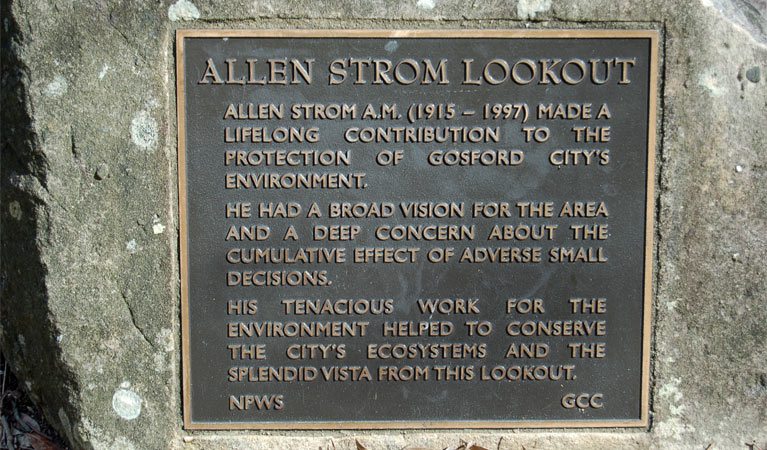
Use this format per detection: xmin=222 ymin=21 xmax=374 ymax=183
xmin=177 ymin=29 xmax=657 ymax=429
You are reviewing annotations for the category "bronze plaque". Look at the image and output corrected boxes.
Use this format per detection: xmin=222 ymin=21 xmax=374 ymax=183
xmin=177 ymin=30 xmax=657 ymax=429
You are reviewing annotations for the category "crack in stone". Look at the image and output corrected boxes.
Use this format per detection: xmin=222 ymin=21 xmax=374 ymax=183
xmin=648 ymin=23 xmax=671 ymax=433
xmin=121 ymin=295 xmax=157 ymax=350
xmin=104 ymin=13 xmax=150 ymax=65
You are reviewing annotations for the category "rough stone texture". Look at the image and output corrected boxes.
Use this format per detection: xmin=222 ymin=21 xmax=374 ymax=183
xmin=1 ymin=0 xmax=765 ymax=449
xmin=2 ymin=1 xmax=176 ymax=449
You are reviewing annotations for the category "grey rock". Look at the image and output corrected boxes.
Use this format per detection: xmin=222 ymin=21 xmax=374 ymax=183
xmin=94 ymin=163 xmax=109 ymax=180
xmin=1 ymin=0 xmax=766 ymax=449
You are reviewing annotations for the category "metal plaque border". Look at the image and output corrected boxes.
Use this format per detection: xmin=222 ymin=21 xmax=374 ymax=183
xmin=176 ymin=28 xmax=658 ymax=430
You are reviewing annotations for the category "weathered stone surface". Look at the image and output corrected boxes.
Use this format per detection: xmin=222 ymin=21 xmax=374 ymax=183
xmin=2 ymin=2 xmax=176 ymax=449
xmin=1 ymin=0 xmax=765 ymax=449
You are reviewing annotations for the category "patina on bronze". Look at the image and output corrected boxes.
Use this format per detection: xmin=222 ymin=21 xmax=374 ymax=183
xmin=176 ymin=30 xmax=658 ymax=429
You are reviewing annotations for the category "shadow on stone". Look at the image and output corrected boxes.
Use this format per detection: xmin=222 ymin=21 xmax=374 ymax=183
xmin=1 ymin=1 xmax=81 ymax=448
